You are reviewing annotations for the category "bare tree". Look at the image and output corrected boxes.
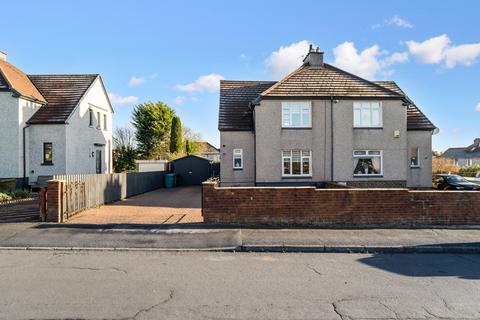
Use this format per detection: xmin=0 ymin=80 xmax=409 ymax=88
xmin=113 ymin=126 xmax=136 ymax=150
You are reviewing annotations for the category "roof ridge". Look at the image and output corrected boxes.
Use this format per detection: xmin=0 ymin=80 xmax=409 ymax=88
xmin=28 ymin=73 xmax=99 ymax=77
xmin=221 ymin=80 xmax=275 ymax=83
xmin=325 ymin=63 xmax=403 ymax=98
xmin=260 ymin=64 xmax=307 ymax=96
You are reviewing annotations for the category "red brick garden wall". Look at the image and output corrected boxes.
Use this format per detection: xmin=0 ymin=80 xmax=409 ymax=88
xmin=202 ymin=181 xmax=480 ymax=226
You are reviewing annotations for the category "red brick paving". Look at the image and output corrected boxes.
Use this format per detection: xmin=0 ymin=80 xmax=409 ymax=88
xmin=67 ymin=186 xmax=203 ymax=224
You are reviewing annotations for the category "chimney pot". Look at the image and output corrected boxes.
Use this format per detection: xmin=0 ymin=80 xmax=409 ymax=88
xmin=0 ymin=51 xmax=6 ymax=62
xmin=303 ymin=45 xmax=324 ymax=67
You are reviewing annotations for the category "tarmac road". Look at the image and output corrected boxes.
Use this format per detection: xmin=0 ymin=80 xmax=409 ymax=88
xmin=1 ymin=250 xmax=479 ymax=319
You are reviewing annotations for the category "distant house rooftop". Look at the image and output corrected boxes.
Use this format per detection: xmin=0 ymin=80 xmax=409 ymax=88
xmin=443 ymin=138 xmax=480 ymax=159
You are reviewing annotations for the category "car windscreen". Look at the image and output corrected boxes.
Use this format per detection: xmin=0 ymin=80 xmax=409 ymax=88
xmin=446 ymin=176 xmax=468 ymax=183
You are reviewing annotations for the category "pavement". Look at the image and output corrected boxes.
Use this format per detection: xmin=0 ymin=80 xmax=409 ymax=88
xmin=1 ymin=250 xmax=479 ymax=319
xmin=1 ymin=222 xmax=480 ymax=253
xmin=67 ymin=186 xmax=203 ymax=224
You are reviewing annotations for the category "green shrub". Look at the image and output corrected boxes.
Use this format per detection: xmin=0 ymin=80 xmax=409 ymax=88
xmin=459 ymin=164 xmax=480 ymax=177
xmin=0 ymin=179 xmax=16 ymax=193
xmin=0 ymin=193 xmax=12 ymax=202
xmin=10 ymin=189 xmax=31 ymax=200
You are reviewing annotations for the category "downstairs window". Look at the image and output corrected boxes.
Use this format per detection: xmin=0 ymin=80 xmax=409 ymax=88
xmin=282 ymin=150 xmax=311 ymax=177
xmin=353 ymin=150 xmax=382 ymax=176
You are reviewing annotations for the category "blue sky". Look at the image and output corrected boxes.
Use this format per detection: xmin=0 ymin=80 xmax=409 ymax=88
xmin=2 ymin=0 xmax=479 ymax=151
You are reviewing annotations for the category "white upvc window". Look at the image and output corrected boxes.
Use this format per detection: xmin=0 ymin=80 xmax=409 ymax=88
xmin=353 ymin=102 xmax=382 ymax=128
xmin=467 ymin=159 xmax=473 ymax=166
xmin=233 ymin=149 xmax=243 ymax=169
xmin=282 ymin=101 xmax=311 ymax=128
xmin=353 ymin=150 xmax=383 ymax=176
xmin=282 ymin=150 xmax=312 ymax=177
xmin=410 ymin=147 xmax=420 ymax=167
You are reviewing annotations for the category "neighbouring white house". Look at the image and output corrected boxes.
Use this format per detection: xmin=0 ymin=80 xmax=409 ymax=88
xmin=0 ymin=51 xmax=114 ymax=186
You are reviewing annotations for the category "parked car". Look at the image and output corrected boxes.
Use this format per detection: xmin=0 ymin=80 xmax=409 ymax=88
xmin=433 ymin=174 xmax=480 ymax=190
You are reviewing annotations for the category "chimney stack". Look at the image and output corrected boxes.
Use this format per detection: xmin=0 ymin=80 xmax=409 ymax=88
xmin=0 ymin=51 xmax=6 ymax=62
xmin=303 ymin=45 xmax=324 ymax=67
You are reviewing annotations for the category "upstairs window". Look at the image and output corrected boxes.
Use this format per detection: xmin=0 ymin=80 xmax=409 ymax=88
xmin=353 ymin=102 xmax=382 ymax=128
xmin=233 ymin=149 xmax=243 ymax=169
xmin=89 ymin=109 xmax=93 ymax=127
xmin=410 ymin=147 xmax=420 ymax=167
xmin=282 ymin=150 xmax=311 ymax=177
xmin=353 ymin=150 xmax=382 ymax=176
xmin=282 ymin=102 xmax=311 ymax=128
xmin=103 ymin=114 xmax=107 ymax=130
xmin=97 ymin=111 xmax=101 ymax=129
xmin=43 ymin=143 xmax=53 ymax=165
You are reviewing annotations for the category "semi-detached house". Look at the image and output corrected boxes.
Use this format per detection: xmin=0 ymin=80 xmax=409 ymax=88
xmin=0 ymin=51 xmax=113 ymax=186
xmin=219 ymin=46 xmax=436 ymax=188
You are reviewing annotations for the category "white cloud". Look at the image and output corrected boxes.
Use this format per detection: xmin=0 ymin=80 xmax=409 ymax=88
xmin=265 ymin=40 xmax=312 ymax=78
xmin=149 ymin=73 xmax=158 ymax=79
xmin=174 ymin=96 xmax=187 ymax=105
xmin=405 ymin=34 xmax=450 ymax=64
xmin=240 ymin=53 xmax=248 ymax=60
xmin=444 ymin=43 xmax=480 ymax=68
xmin=175 ymin=73 xmax=224 ymax=93
xmin=174 ymin=96 xmax=200 ymax=106
xmin=108 ymin=93 xmax=139 ymax=105
xmin=387 ymin=15 xmax=413 ymax=28
xmin=128 ymin=76 xmax=145 ymax=87
xmin=405 ymin=34 xmax=480 ymax=68
xmin=383 ymin=51 xmax=409 ymax=66
xmin=476 ymin=103 xmax=480 ymax=112
xmin=332 ymin=42 xmax=382 ymax=79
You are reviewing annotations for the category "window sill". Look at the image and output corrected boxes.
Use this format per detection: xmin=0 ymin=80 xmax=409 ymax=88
xmin=353 ymin=127 xmax=383 ymax=130
xmin=282 ymin=127 xmax=312 ymax=130
xmin=282 ymin=175 xmax=312 ymax=179
xmin=353 ymin=174 xmax=383 ymax=178
xmin=41 ymin=163 xmax=54 ymax=166
xmin=410 ymin=166 xmax=421 ymax=169
xmin=233 ymin=168 xmax=243 ymax=170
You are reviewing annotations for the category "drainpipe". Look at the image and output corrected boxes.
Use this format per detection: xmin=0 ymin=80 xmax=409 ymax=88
xmin=252 ymin=105 xmax=257 ymax=186
xmin=22 ymin=124 xmax=29 ymax=188
xmin=330 ymin=97 xmax=334 ymax=182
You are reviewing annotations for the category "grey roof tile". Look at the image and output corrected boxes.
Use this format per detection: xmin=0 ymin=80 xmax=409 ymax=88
xmin=27 ymin=74 xmax=98 ymax=124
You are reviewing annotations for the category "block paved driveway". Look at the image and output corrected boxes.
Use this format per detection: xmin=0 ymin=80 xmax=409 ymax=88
xmin=67 ymin=186 xmax=203 ymax=225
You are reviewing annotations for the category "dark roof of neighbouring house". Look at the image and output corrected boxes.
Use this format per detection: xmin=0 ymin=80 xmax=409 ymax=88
xmin=219 ymin=76 xmax=435 ymax=131
xmin=0 ymin=60 xmax=47 ymax=103
xmin=261 ymin=64 xmax=403 ymax=98
xmin=219 ymin=80 xmax=276 ymax=131
xmin=27 ymin=74 xmax=98 ymax=124
xmin=443 ymin=139 xmax=480 ymax=159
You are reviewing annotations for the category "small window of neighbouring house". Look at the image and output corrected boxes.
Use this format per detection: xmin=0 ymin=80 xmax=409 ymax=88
xmin=282 ymin=102 xmax=311 ymax=128
xmin=353 ymin=150 xmax=382 ymax=176
xmin=282 ymin=150 xmax=311 ymax=176
xmin=233 ymin=149 xmax=243 ymax=169
xmin=410 ymin=147 xmax=420 ymax=167
xmin=43 ymin=143 xmax=53 ymax=164
xmin=97 ymin=111 xmax=101 ymax=129
xmin=89 ymin=109 xmax=93 ymax=127
xmin=103 ymin=114 xmax=107 ymax=130
xmin=353 ymin=102 xmax=382 ymax=127
xmin=467 ymin=159 xmax=473 ymax=166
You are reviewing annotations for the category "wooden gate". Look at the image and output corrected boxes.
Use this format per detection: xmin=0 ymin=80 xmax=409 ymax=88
xmin=62 ymin=180 xmax=86 ymax=221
